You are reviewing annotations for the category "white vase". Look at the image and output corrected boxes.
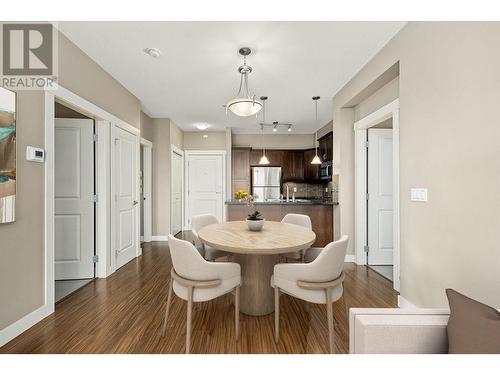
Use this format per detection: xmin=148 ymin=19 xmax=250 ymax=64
xmin=246 ymin=219 xmax=264 ymax=231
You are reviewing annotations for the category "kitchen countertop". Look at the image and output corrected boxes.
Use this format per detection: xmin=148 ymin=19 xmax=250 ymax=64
xmin=226 ymin=199 xmax=338 ymax=206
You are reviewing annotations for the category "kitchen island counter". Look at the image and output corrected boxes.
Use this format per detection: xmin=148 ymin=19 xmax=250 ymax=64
xmin=226 ymin=200 xmax=335 ymax=246
xmin=226 ymin=199 xmax=338 ymax=206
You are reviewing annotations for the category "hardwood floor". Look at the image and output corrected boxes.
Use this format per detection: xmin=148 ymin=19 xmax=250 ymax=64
xmin=0 ymin=240 xmax=397 ymax=354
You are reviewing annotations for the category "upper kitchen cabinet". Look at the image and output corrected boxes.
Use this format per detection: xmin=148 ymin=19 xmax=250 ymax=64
xmin=303 ymin=148 xmax=320 ymax=181
xmin=282 ymin=150 xmax=304 ymax=181
xmin=232 ymin=147 xmax=251 ymax=193
xmin=249 ymin=149 xmax=284 ymax=166
xmin=318 ymin=132 xmax=333 ymax=162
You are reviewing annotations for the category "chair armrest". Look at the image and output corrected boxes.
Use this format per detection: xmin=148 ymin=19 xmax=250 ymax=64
xmin=171 ymin=269 xmax=222 ymax=289
xmin=297 ymin=272 xmax=345 ymax=289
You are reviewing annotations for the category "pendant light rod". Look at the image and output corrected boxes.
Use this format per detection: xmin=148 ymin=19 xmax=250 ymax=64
xmin=311 ymin=96 xmax=322 ymax=165
xmin=259 ymin=96 xmax=270 ymax=165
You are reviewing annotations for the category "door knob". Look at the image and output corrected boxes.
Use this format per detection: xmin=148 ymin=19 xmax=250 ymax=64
xmin=133 ymin=200 xmax=138 ymax=205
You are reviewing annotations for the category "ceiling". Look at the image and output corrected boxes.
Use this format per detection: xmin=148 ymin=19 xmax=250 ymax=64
xmin=58 ymin=22 xmax=405 ymax=134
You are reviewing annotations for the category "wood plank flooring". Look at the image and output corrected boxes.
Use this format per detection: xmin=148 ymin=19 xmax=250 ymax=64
xmin=0 ymin=239 xmax=397 ymax=354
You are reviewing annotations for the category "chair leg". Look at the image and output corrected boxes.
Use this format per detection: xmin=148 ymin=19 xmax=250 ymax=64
xmin=326 ymin=288 xmax=335 ymax=354
xmin=274 ymin=287 xmax=280 ymax=343
xmin=343 ymin=295 xmax=349 ymax=324
xmin=304 ymin=300 xmax=310 ymax=313
xmin=186 ymin=286 xmax=193 ymax=354
xmin=235 ymin=286 xmax=240 ymax=341
xmin=161 ymin=277 xmax=173 ymax=336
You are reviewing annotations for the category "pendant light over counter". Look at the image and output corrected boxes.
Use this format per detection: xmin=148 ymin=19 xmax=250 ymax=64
xmin=258 ymin=96 xmax=270 ymax=165
xmin=311 ymin=96 xmax=322 ymax=164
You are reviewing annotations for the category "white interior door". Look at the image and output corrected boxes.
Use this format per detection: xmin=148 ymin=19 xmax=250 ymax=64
xmin=186 ymin=153 xmax=224 ymax=227
xmin=171 ymin=151 xmax=183 ymax=235
xmin=55 ymin=118 xmax=94 ymax=280
xmin=113 ymin=125 xmax=138 ymax=269
xmin=368 ymin=129 xmax=393 ymax=265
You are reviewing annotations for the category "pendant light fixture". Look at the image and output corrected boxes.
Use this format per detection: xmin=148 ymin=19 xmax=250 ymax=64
xmin=311 ymin=96 xmax=322 ymax=165
xmin=226 ymin=47 xmax=263 ymax=117
xmin=259 ymin=96 xmax=270 ymax=165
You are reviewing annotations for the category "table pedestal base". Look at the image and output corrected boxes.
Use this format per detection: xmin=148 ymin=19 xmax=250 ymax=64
xmin=233 ymin=254 xmax=279 ymax=316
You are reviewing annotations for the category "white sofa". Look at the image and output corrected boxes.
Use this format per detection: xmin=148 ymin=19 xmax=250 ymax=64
xmin=349 ymin=308 xmax=451 ymax=354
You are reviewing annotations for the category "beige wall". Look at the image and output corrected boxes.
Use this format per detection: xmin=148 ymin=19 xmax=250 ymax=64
xmin=140 ymin=111 xmax=154 ymax=142
xmin=317 ymin=121 xmax=333 ymax=139
xmin=140 ymin=116 xmax=184 ymax=236
xmin=0 ymin=30 xmax=141 ymax=330
xmin=58 ymin=33 xmax=141 ymax=128
xmin=354 ymin=77 xmax=399 ymax=121
xmin=170 ymin=120 xmax=184 ymax=150
xmin=232 ymin=133 xmax=315 ymax=149
xmin=150 ymin=118 xmax=171 ymax=236
xmin=0 ymin=92 xmax=45 ymax=329
xmin=184 ymin=131 xmax=226 ymax=150
xmin=332 ymin=22 xmax=500 ymax=308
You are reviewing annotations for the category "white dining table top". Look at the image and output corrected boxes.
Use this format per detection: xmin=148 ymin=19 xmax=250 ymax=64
xmin=198 ymin=220 xmax=316 ymax=255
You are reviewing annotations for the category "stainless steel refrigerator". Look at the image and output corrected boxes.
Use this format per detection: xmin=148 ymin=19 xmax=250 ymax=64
xmin=251 ymin=167 xmax=282 ymax=202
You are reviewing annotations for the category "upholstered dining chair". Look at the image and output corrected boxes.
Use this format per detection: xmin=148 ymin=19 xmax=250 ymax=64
xmin=271 ymin=235 xmax=349 ymax=354
xmin=191 ymin=214 xmax=229 ymax=261
xmin=281 ymin=213 xmax=313 ymax=261
xmin=162 ymin=235 xmax=241 ymax=354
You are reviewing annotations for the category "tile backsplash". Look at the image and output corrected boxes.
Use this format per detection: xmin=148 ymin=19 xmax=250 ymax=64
xmin=283 ymin=175 xmax=338 ymax=201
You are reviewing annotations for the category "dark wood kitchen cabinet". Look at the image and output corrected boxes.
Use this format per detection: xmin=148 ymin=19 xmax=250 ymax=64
xmin=303 ymin=148 xmax=320 ymax=181
xmin=318 ymin=132 xmax=333 ymax=162
xmin=232 ymin=148 xmax=250 ymax=194
xmin=249 ymin=149 xmax=284 ymax=166
xmin=282 ymin=150 xmax=304 ymax=181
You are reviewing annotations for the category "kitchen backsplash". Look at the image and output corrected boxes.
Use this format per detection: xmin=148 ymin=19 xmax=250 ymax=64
xmin=283 ymin=175 xmax=338 ymax=201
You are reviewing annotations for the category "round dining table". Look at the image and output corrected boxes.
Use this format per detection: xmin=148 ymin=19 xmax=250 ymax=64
xmin=198 ymin=220 xmax=316 ymax=316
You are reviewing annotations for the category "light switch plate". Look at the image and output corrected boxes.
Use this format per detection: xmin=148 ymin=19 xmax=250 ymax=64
xmin=411 ymin=188 xmax=428 ymax=202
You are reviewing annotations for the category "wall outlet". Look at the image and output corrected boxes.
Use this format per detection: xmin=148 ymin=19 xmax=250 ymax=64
xmin=411 ymin=188 xmax=428 ymax=202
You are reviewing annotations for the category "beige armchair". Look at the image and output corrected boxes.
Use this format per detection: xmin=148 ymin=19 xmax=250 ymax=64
xmin=271 ymin=235 xmax=349 ymax=353
xmin=162 ymin=235 xmax=241 ymax=353
xmin=191 ymin=214 xmax=229 ymax=261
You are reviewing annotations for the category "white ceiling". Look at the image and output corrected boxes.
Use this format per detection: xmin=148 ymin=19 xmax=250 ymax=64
xmin=58 ymin=22 xmax=405 ymax=134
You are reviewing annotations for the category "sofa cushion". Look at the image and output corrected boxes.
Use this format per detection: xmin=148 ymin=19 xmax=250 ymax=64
xmin=446 ymin=288 xmax=500 ymax=354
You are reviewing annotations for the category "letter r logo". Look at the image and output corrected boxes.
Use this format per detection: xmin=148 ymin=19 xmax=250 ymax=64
xmin=2 ymin=23 xmax=53 ymax=76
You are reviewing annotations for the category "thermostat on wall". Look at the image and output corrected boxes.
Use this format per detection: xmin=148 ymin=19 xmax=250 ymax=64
xmin=26 ymin=146 xmax=45 ymax=162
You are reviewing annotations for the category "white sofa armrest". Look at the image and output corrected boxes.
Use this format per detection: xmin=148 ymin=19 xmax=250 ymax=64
xmin=349 ymin=308 xmax=450 ymax=354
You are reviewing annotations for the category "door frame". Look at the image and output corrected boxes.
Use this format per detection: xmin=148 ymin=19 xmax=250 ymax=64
xmin=170 ymin=144 xmax=184 ymax=235
xmin=140 ymin=138 xmax=153 ymax=243
xmin=44 ymin=85 xmax=140 ymax=316
xmin=184 ymin=150 xmax=227 ymax=228
xmin=354 ymin=98 xmax=400 ymax=291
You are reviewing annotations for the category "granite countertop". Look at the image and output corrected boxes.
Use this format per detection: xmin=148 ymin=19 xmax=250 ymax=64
xmin=226 ymin=199 xmax=338 ymax=206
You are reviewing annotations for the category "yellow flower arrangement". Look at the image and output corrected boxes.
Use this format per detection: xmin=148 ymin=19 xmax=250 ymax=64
xmin=234 ymin=189 xmax=249 ymax=200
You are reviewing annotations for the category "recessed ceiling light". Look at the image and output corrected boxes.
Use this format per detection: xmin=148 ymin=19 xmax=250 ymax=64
xmin=144 ymin=48 xmax=161 ymax=58
xmin=195 ymin=123 xmax=209 ymax=130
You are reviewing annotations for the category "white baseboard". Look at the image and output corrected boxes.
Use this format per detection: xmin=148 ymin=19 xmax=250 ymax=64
xmin=152 ymin=235 xmax=169 ymax=241
xmin=0 ymin=303 xmax=53 ymax=348
xmin=344 ymin=254 xmax=355 ymax=263
xmin=398 ymin=295 xmax=418 ymax=308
